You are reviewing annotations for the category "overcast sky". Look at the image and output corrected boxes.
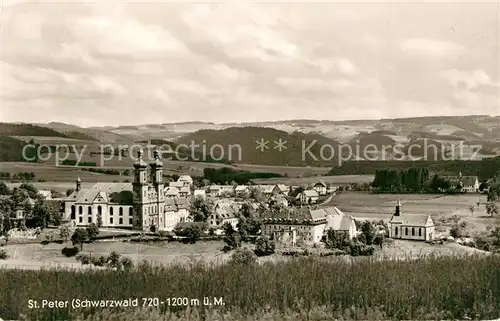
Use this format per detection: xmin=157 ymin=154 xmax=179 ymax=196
xmin=1 ymin=0 xmax=499 ymax=127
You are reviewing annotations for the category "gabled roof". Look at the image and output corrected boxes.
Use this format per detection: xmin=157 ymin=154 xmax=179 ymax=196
xmin=390 ymin=214 xmax=433 ymax=226
xmin=326 ymin=214 xmax=356 ymax=231
xmin=323 ymin=206 xmax=345 ymax=216
xmin=276 ymin=184 xmax=289 ymax=192
xmin=165 ymin=187 xmax=180 ymax=196
xmin=38 ymin=190 xmax=52 ymax=199
xmin=72 ymin=183 xmax=132 ymax=204
xmin=261 ymin=207 xmax=327 ymax=225
xmin=297 ymin=190 xmax=319 ymax=198
xmin=235 ymin=185 xmax=249 ymax=191
xmin=314 ymin=181 xmax=327 ymax=187
xmin=178 ymin=175 xmax=193 ymax=182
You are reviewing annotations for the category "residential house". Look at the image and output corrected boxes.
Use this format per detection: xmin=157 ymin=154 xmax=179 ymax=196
xmin=296 ymin=190 xmax=319 ymax=204
xmin=193 ymin=189 xmax=206 ymax=200
xmin=442 ymin=172 xmax=480 ymax=193
xmin=161 ymin=198 xmax=190 ymax=231
xmin=208 ymin=200 xmax=241 ymax=229
xmin=388 ymin=200 xmax=435 ymax=241
xmin=324 ymin=210 xmax=357 ymax=240
xmin=37 ymin=190 xmax=52 ymax=200
xmin=179 ymin=186 xmax=191 ymax=197
xmin=208 ymin=185 xmax=221 ymax=197
xmin=269 ymin=194 xmax=289 ymax=208
xmin=276 ymin=184 xmax=290 ymax=196
xmin=327 ymin=185 xmax=339 ymax=194
xmin=177 ymin=175 xmax=194 ymax=187
xmin=220 ymin=185 xmax=235 ymax=197
xmin=164 ymin=187 xmax=180 ymax=198
xmin=313 ymin=181 xmax=327 ymax=196
xmin=235 ymin=185 xmax=250 ymax=197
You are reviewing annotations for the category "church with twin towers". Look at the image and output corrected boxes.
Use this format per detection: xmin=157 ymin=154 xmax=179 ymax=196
xmin=63 ymin=150 xmax=190 ymax=232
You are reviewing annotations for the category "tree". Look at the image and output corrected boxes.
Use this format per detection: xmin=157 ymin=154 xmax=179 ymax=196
xmin=0 ymin=182 xmax=11 ymax=195
xmin=189 ymin=197 xmax=212 ymax=222
xmin=324 ymin=229 xmax=350 ymax=250
xmin=254 ymin=235 xmax=275 ymax=256
xmin=229 ymin=248 xmax=257 ymax=265
xmin=223 ymin=222 xmax=241 ymax=250
xmin=359 ymin=221 xmax=376 ymax=245
xmin=66 ymin=188 xmax=75 ymax=197
xmin=486 ymin=202 xmax=498 ymax=217
xmin=173 ymin=222 xmax=206 ymax=244
xmin=237 ymin=216 xmax=261 ymax=242
xmin=19 ymin=183 xmax=39 ymax=200
xmin=71 ymin=228 xmax=88 ymax=251
xmin=29 ymin=198 xmax=50 ymax=228
xmin=86 ymin=223 xmax=100 ymax=242
xmin=59 ymin=224 xmax=72 ymax=243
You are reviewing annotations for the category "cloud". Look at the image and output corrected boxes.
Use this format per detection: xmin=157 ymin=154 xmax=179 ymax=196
xmin=439 ymin=69 xmax=498 ymax=90
xmin=1 ymin=2 xmax=499 ymax=126
xmin=400 ymin=38 xmax=466 ymax=57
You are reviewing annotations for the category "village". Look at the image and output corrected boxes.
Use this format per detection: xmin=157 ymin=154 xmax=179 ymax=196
xmin=1 ymin=150 xmax=498 ymax=268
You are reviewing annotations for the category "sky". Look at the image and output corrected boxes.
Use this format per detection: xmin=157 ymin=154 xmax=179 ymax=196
xmin=1 ymin=0 xmax=499 ymax=127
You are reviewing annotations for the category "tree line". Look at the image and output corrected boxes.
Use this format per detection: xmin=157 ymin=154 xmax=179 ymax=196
xmin=371 ymin=168 xmax=463 ymax=193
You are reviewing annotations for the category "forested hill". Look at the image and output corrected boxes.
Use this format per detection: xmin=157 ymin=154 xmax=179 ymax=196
xmin=0 ymin=123 xmax=69 ymax=137
xmin=176 ymin=127 xmax=348 ymax=167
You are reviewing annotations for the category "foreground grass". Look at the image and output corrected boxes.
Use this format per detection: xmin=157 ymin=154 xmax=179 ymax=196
xmin=1 ymin=254 xmax=500 ymax=320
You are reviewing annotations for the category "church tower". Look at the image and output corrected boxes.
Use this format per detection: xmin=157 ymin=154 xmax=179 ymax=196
xmin=149 ymin=150 xmax=164 ymax=229
xmin=395 ymin=199 xmax=401 ymax=216
xmin=132 ymin=149 xmax=149 ymax=230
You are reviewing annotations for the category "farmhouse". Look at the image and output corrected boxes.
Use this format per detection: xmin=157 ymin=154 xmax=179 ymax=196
xmin=177 ymin=175 xmax=194 ymax=187
xmin=296 ymin=190 xmax=319 ymax=204
xmin=313 ymin=181 xmax=327 ymax=196
xmin=63 ymin=150 xmax=190 ymax=232
xmin=324 ymin=207 xmax=357 ymax=240
xmin=235 ymin=185 xmax=250 ymax=197
xmin=193 ymin=189 xmax=206 ymax=200
xmin=208 ymin=200 xmax=241 ymax=229
xmin=442 ymin=172 xmax=479 ymax=193
xmin=388 ymin=200 xmax=435 ymax=241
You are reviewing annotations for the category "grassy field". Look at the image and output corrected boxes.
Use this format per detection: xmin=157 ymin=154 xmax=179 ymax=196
xmin=252 ymin=174 xmax=373 ymax=185
xmin=1 ymin=253 xmax=500 ymax=320
xmin=0 ymin=240 xmax=231 ymax=270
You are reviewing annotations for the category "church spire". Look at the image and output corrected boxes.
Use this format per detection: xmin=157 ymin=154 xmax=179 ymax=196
xmin=395 ymin=199 xmax=401 ymax=216
xmin=76 ymin=176 xmax=81 ymax=192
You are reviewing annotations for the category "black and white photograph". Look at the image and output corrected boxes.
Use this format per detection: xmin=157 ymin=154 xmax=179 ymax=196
xmin=0 ymin=1 xmax=499 ymax=320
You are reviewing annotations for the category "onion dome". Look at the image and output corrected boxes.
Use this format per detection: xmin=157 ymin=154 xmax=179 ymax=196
xmin=133 ymin=150 xmax=148 ymax=169
xmin=150 ymin=150 xmax=163 ymax=167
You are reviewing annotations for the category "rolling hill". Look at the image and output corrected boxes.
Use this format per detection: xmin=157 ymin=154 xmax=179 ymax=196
xmin=175 ymin=127 xmax=349 ymax=167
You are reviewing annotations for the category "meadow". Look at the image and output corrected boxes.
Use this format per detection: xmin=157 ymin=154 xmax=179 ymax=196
xmin=251 ymin=174 xmax=374 ymax=185
xmin=1 ymin=254 xmax=500 ymax=320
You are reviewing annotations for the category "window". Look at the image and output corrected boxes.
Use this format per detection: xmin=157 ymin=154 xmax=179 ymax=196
xmin=129 ymin=208 xmax=133 ymax=216
xmin=412 ymin=228 xmax=415 ymax=236
xmin=119 ymin=218 xmax=123 ymax=224
xmin=71 ymin=206 xmax=76 ymax=219
xmin=110 ymin=207 xmax=114 ymax=215
xmin=119 ymin=207 xmax=123 ymax=216
xmin=88 ymin=217 xmax=91 ymax=223
xmin=395 ymin=227 xmax=398 ymax=236
xmin=79 ymin=217 xmax=82 ymax=223
xmin=110 ymin=217 xmax=114 ymax=224
xmin=129 ymin=218 xmax=133 ymax=225
xmin=419 ymin=228 xmax=422 ymax=237
xmin=79 ymin=206 xmax=82 ymax=215
xmin=405 ymin=227 xmax=408 ymax=235
xmin=88 ymin=206 xmax=92 ymax=215
xmin=98 ymin=206 xmax=102 ymax=215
